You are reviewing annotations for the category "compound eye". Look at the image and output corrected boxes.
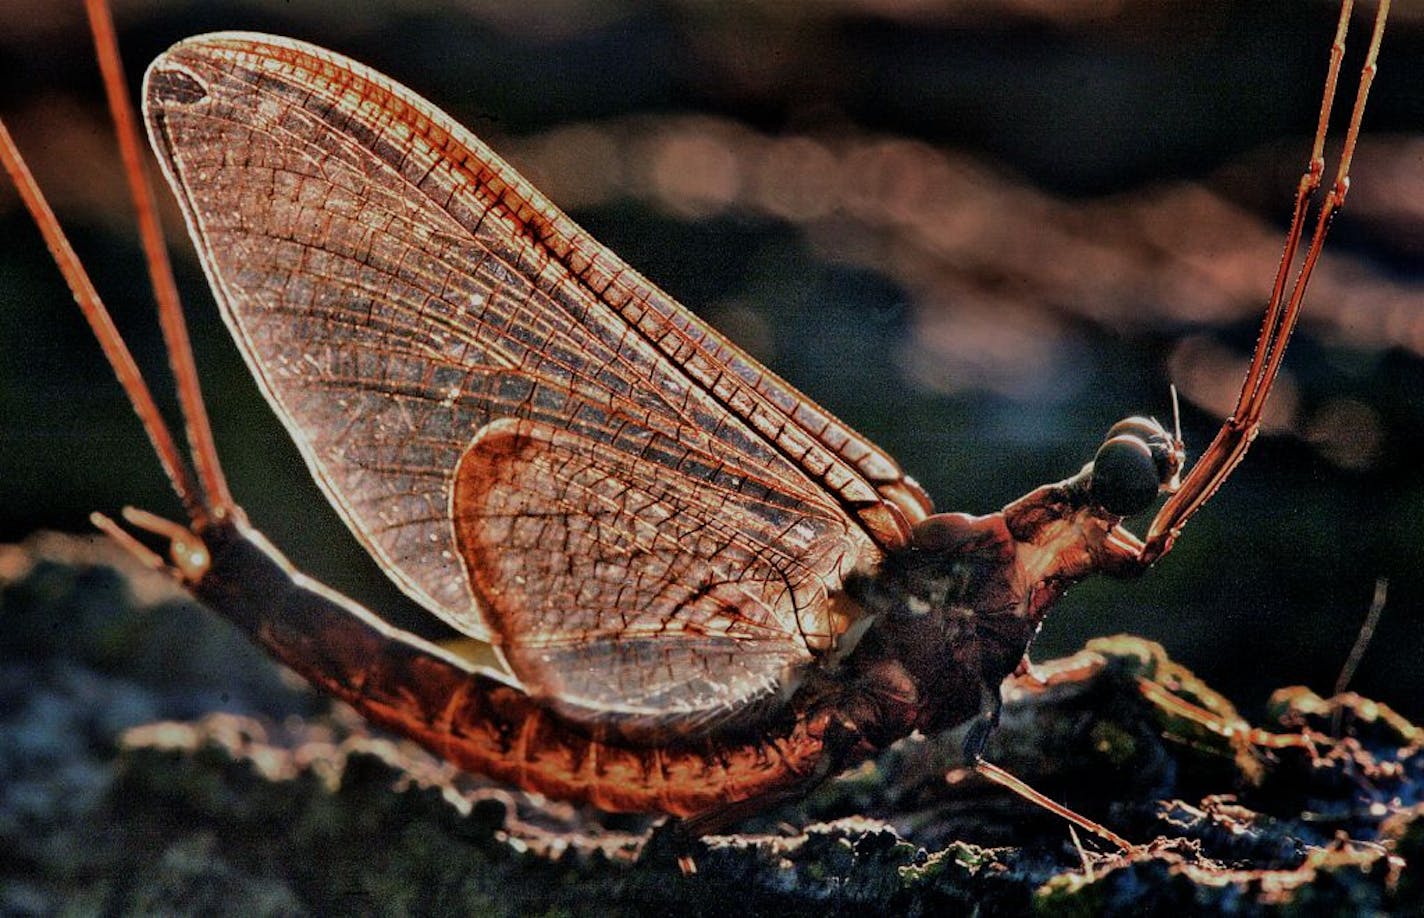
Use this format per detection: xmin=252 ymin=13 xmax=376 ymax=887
xmin=1090 ymin=434 xmax=1160 ymax=517
xmin=1105 ymin=416 xmax=1164 ymax=444
xmin=1105 ymin=415 xmax=1178 ymax=481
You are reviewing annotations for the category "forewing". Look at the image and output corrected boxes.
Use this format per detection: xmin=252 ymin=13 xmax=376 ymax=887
xmin=142 ymin=34 xmax=923 ymax=708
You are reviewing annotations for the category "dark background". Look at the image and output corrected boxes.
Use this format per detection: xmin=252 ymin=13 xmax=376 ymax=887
xmin=1 ymin=0 xmax=1421 ymax=724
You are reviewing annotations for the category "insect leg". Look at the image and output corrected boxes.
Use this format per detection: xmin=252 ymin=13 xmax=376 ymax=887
xmin=1136 ymin=0 xmax=1388 ymax=567
xmin=973 ymin=761 xmax=1133 ymax=852
xmin=963 ymin=679 xmax=1134 ymax=851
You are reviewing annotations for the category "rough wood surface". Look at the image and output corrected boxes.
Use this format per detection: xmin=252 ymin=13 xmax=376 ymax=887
xmin=3 ymin=533 xmax=1419 ymax=915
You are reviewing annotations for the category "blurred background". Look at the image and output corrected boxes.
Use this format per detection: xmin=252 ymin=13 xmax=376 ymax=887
xmin=1 ymin=0 xmax=1421 ymax=724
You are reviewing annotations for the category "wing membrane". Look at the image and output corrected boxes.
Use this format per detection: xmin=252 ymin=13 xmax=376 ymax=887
xmin=142 ymin=34 xmax=923 ymax=715
xmin=454 ymin=418 xmax=858 ymax=732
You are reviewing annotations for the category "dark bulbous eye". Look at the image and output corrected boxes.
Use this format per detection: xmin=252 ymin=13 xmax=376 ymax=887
xmin=1104 ymin=417 xmax=1163 ymax=444
xmin=1090 ymin=435 xmax=1160 ymax=517
xmin=1104 ymin=416 xmax=1176 ymax=481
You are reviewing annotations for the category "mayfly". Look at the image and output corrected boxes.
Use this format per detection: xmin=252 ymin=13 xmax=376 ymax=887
xmin=0 ymin=0 xmax=1388 ymax=844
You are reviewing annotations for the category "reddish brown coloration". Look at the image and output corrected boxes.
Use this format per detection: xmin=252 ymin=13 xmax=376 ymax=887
xmin=1137 ymin=0 xmax=1388 ymax=565
xmin=0 ymin=0 xmax=1388 ymax=837
xmin=196 ymin=517 xmax=837 ymax=818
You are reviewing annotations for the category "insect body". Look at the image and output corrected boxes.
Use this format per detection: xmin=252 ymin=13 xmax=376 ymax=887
xmin=0 ymin=1 xmax=1388 ymax=838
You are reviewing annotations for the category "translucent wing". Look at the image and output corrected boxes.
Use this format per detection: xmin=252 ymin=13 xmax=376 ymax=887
xmin=453 ymin=418 xmax=860 ymax=733
xmin=142 ymin=33 xmax=929 ymax=726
